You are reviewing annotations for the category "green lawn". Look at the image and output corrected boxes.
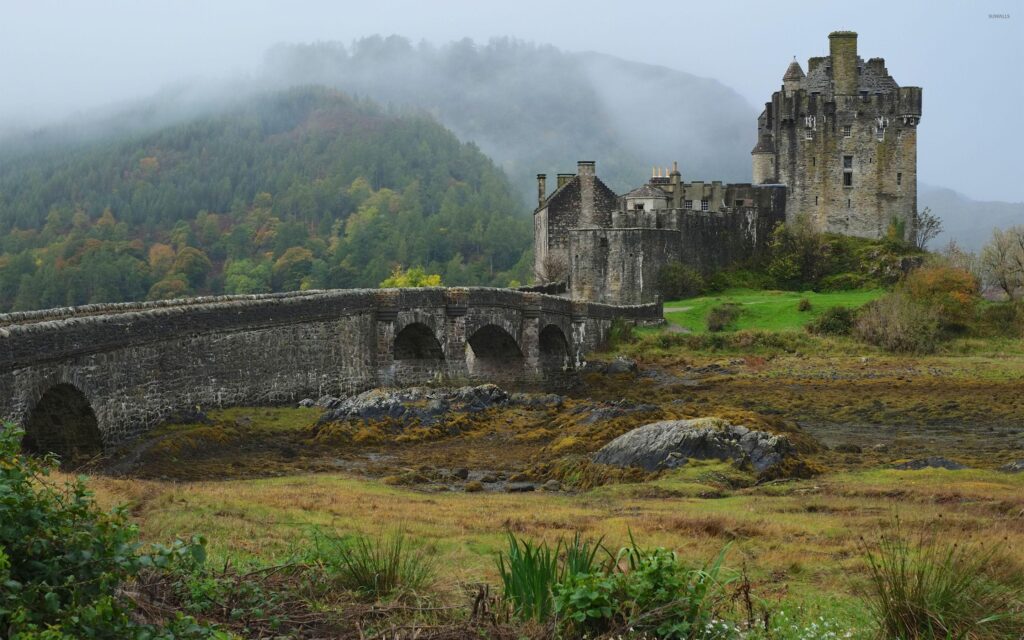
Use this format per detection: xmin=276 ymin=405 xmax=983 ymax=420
xmin=664 ymin=288 xmax=884 ymax=333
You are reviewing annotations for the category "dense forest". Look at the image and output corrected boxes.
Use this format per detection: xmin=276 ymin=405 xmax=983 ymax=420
xmin=0 ymin=87 xmax=532 ymax=312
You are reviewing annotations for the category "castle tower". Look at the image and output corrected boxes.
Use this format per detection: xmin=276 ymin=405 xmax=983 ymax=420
xmin=752 ymin=31 xmax=922 ymax=240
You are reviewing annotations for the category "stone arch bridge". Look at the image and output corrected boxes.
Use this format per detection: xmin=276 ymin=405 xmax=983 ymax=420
xmin=0 ymin=287 xmax=660 ymax=458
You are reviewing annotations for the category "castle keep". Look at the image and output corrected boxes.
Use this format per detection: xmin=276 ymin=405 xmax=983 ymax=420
xmin=534 ymin=32 xmax=922 ymax=305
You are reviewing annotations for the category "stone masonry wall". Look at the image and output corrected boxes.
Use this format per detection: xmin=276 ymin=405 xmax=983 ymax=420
xmin=0 ymin=288 xmax=661 ymax=447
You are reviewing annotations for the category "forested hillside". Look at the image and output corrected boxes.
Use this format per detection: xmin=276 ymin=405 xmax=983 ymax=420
xmin=0 ymin=87 xmax=532 ymax=312
xmin=262 ymin=37 xmax=757 ymax=192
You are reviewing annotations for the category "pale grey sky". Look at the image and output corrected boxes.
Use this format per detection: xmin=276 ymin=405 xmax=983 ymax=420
xmin=1 ymin=0 xmax=1021 ymax=201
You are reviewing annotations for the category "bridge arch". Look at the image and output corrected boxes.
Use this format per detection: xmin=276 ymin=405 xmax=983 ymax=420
xmin=466 ymin=324 xmax=524 ymax=380
xmin=539 ymin=324 xmax=571 ymax=376
xmin=21 ymin=383 xmax=103 ymax=467
xmin=392 ymin=322 xmax=446 ymax=384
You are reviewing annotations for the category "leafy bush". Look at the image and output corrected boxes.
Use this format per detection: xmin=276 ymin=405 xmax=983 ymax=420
xmin=0 ymin=425 xmax=223 ymax=639
xmin=658 ymin=262 xmax=706 ymax=300
xmin=806 ymin=306 xmax=856 ymax=336
xmin=707 ymin=303 xmax=743 ymax=332
xmin=818 ymin=272 xmax=870 ymax=291
xmin=861 ymin=520 xmax=1024 ymax=640
xmin=797 ymin=298 xmax=812 ymax=312
xmin=315 ymin=529 xmax=435 ymax=599
xmin=379 ymin=265 xmax=443 ymax=288
xmin=853 ymin=293 xmax=941 ymax=354
xmin=553 ymin=539 xmax=735 ymax=639
xmin=900 ymin=264 xmax=979 ymax=329
xmin=707 ymin=268 xmax=772 ymax=292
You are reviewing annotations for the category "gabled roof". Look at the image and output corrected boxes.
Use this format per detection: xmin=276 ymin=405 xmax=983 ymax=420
xmin=624 ymin=183 xmax=668 ymax=199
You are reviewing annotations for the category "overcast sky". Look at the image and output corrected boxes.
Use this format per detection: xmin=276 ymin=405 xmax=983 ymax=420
xmin=1 ymin=0 xmax=1021 ymax=201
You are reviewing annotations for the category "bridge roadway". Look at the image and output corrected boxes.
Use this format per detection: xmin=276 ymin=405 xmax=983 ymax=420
xmin=0 ymin=287 xmax=661 ymax=458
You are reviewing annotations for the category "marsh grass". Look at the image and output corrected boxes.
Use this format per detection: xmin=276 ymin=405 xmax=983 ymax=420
xmin=861 ymin=518 xmax=1024 ymax=640
xmin=496 ymin=531 xmax=609 ymax=622
xmin=313 ymin=528 xmax=436 ymax=600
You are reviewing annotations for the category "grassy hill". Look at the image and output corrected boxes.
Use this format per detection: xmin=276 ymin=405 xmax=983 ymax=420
xmin=664 ymin=288 xmax=885 ymax=333
xmin=0 ymin=87 xmax=532 ymax=312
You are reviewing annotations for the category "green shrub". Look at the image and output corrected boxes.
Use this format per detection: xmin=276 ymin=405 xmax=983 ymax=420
xmin=861 ymin=519 xmax=1024 ymax=640
xmin=853 ymin=293 xmax=941 ymax=353
xmin=658 ymin=262 xmax=706 ymax=300
xmin=0 ymin=425 xmax=223 ymax=639
xmin=707 ymin=303 xmax=743 ymax=332
xmin=707 ymin=268 xmax=772 ymax=292
xmin=316 ymin=529 xmax=435 ymax=599
xmin=497 ymin=532 xmax=608 ymax=623
xmin=606 ymin=317 xmax=637 ymax=349
xmin=806 ymin=305 xmax=856 ymax=336
xmin=553 ymin=539 xmax=736 ymax=639
xmin=819 ymin=272 xmax=871 ymax=291
xmin=976 ymin=301 xmax=1024 ymax=338
xmin=797 ymin=297 xmax=812 ymax=312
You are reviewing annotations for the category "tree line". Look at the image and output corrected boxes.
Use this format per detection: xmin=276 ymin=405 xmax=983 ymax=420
xmin=0 ymin=87 xmax=533 ymax=311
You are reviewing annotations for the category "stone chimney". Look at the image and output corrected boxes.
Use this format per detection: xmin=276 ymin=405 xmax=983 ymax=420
xmin=670 ymin=161 xmax=682 ymax=208
xmin=557 ymin=173 xmax=574 ymax=188
xmin=536 ymin=174 xmax=547 ymax=208
xmin=577 ymin=161 xmax=596 ymax=228
xmin=829 ymin=31 xmax=858 ymax=95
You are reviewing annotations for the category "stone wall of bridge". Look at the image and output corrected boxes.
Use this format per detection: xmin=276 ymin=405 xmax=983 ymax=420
xmin=0 ymin=287 xmax=660 ymax=452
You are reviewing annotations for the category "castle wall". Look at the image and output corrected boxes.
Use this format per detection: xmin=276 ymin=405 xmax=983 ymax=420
xmin=569 ymin=228 xmax=680 ymax=304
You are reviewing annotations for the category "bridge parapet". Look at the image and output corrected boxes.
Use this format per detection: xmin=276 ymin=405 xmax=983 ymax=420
xmin=0 ymin=288 xmax=660 ymax=452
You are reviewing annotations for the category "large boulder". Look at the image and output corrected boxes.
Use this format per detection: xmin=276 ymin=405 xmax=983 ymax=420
xmin=593 ymin=418 xmax=800 ymax=474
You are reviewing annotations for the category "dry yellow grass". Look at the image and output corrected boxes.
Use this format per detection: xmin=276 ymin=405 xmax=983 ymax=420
xmin=79 ymin=461 xmax=1024 ymax=605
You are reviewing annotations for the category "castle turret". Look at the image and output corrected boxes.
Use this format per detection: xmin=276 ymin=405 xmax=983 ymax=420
xmin=829 ymin=31 xmax=859 ymax=95
xmin=783 ymin=58 xmax=805 ymax=94
xmin=751 ymin=134 xmax=776 ymax=184
xmin=577 ymin=160 xmax=597 ymax=228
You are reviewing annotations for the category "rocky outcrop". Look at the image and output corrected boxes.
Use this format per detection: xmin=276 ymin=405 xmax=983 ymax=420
xmin=314 ymin=385 xmax=565 ymax=426
xmin=999 ymin=460 xmax=1024 ymax=473
xmin=593 ymin=418 xmax=802 ymax=475
xmin=893 ymin=457 xmax=968 ymax=471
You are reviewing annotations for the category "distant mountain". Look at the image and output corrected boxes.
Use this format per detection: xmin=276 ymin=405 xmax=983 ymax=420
xmin=919 ymin=184 xmax=1024 ymax=251
xmin=0 ymin=87 xmax=530 ymax=311
xmin=261 ymin=36 xmax=757 ymax=194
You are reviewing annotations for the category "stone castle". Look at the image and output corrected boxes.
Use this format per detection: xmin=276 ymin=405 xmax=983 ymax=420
xmin=534 ymin=32 xmax=922 ymax=305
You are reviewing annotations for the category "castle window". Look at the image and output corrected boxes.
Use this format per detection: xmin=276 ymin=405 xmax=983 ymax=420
xmin=812 ymin=157 xmax=816 ymax=166
xmin=804 ymin=130 xmax=813 ymax=141
xmin=896 ymin=129 xmax=903 ymax=140
xmin=876 ymin=127 xmax=884 ymax=141
xmin=700 ymin=199 xmax=709 ymax=211
xmin=815 ymin=196 xmax=819 ymax=205
xmin=843 ymin=155 xmax=853 ymax=169
xmin=847 ymin=199 xmax=851 ymax=208
xmin=735 ymin=200 xmax=744 ymax=208
xmin=860 ymin=91 xmax=868 ymax=99
xmin=684 ymin=199 xmax=693 ymax=209
xmin=599 ymin=237 xmax=609 ymax=248
xmin=634 ymin=202 xmax=645 ymax=211
xmin=843 ymin=125 xmax=852 ymax=137
xmin=843 ymin=155 xmax=854 ymax=187
xmin=897 ymin=172 xmax=902 ymax=186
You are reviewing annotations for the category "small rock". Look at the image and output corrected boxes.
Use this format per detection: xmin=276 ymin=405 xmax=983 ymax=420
xmin=479 ymin=472 xmax=498 ymax=483
xmin=834 ymin=443 xmax=862 ymax=454
xmin=542 ymin=479 xmax=561 ymax=492
xmin=506 ymin=482 xmax=536 ymax=493
xmin=452 ymin=467 xmax=470 ymax=480
xmin=893 ymin=457 xmax=968 ymax=471
xmin=298 ymin=398 xmax=316 ymax=408
xmin=871 ymin=443 xmax=890 ymax=453
xmin=464 ymin=480 xmax=484 ymax=492
xmin=605 ymin=357 xmax=638 ymax=375
xmin=999 ymin=460 xmax=1024 ymax=473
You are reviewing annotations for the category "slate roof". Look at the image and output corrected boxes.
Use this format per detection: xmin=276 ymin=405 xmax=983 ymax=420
xmin=783 ymin=59 xmax=805 ymax=81
xmin=623 ymin=183 xmax=668 ymax=199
